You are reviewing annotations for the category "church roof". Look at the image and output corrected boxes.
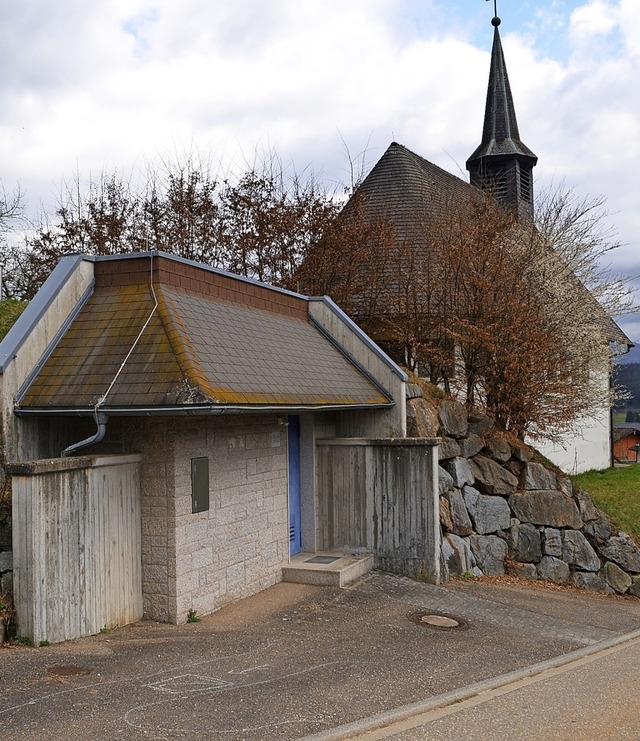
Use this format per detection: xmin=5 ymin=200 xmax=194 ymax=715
xmin=345 ymin=141 xmax=475 ymax=242
xmin=337 ymin=141 xmax=631 ymax=348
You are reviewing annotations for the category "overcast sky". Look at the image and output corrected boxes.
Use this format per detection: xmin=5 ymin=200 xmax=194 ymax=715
xmin=1 ymin=0 xmax=639 ymax=339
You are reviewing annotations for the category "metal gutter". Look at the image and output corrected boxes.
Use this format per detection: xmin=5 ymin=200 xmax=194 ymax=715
xmin=15 ymin=401 xmax=395 ymax=417
xmin=61 ymin=413 xmax=108 ymax=456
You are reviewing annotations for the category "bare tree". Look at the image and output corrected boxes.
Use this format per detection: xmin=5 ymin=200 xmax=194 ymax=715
xmin=300 ymin=185 xmax=632 ymax=440
xmin=7 ymin=151 xmax=338 ymax=299
xmin=535 ymin=184 xmax=636 ymax=317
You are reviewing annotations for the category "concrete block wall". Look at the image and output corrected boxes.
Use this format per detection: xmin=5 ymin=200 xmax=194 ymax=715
xmin=171 ymin=415 xmax=289 ymax=623
xmin=118 ymin=414 xmax=289 ymax=624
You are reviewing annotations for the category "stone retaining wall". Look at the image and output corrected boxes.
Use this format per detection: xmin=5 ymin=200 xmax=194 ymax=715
xmin=408 ymin=392 xmax=640 ymax=596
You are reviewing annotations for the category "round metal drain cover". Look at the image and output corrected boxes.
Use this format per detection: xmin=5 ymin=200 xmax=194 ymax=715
xmin=46 ymin=665 xmax=91 ymax=677
xmin=421 ymin=614 xmax=459 ymax=628
xmin=408 ymin=610 xmax=469 ymax=630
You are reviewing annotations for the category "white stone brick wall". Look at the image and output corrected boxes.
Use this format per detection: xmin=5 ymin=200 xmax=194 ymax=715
xmin=170 ymin=415 xmax=288 ymax=622
xmin=123 ymin=418 xmax=174 ymax=622
xmin=117 ymin=413 xmax=288 ymax=624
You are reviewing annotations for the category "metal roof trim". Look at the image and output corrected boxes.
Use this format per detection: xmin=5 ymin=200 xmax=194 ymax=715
xmin=14 ymin=400 xmax=395 ymax=417
xmin=308 ymin=296 xmax=408 ymax=382
xmin=0 ymin=255 xmax=88 ymax=373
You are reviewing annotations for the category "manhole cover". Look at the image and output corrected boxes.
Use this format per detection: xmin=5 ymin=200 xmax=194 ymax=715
xmin=408 ymin=611 xmax=469 ymax=630
xmin=420 ymin=614 xmax=459 ymax=628
xmin=46 ymin=665 xmax=91 ymax=677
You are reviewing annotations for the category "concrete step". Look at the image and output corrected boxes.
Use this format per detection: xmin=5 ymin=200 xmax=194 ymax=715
xmin=282 ymin=551 xmax=374 ymax=587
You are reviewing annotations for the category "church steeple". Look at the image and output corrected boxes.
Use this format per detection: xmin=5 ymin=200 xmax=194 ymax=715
xmin=466 ymin=14 xmax=537 ymax=220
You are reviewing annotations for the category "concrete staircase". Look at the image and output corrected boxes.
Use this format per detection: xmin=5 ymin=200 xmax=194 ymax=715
xmin=282 ymin=552 xmax=373 ymax=587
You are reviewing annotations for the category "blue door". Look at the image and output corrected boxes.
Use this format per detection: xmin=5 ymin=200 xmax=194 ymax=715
xmin=288 ymin=416 xmax=302 ymax=555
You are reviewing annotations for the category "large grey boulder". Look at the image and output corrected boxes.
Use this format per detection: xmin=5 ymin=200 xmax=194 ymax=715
xmin=444 ymin=490 xmax=473 ymax=537
xmin=512 ymin=522 xmax=542 ymax=563
xmin=521 ymin=463 xmax=556 ymax=491
xmin=0 ymin=551 xmax=12 ymax=572
xmin=575 ymin=490 xmax=599 ymax=523
xmin=439 ymin=496 xmax=454 ymax=532
xmin=470 ymin=455 xmax=519 ymax=495
xmin=511 ymin=562 xmax=537 ymax=580
xmin=601 ymin=561 xmax=632 ymax=594
xmin=599 ymin=533 xmax=640 ymax=573
xmin=583 ymin=514 xmax=612 ymax=546
xmin=542 ymin=528 xmax=563 ymax=557
xmin=508 ymin=490 xmax=582 ymax=529
xmin=459 ymin=433 xmax=484 ymax=459
xmin=629 ymin=577 xmax=640 ymax=598
xmin=438 ymin=466 xmax=455 ymax=496
xmin=446 ymin=533 xmax=476 ymax=575
xmin=468 ymin=410 xmax=493 ymax=436
xmin=483 ymin=437 xmax=512 ymax=463
xmin=438 ymin=400 xmax=469 ymax=439
xmin=469 ymin=534 xmax=508 ymax=575
xmin=405 ymin=397 xmax=440 ymax=437
xmin=438 ymin=437 xmax=461 ymax=461
xmin=537 ymin=555 xmax=570 ymax=584
xmin=562 ymin=530 xmax=601 ymax=572
xmin=571 ymin=571 xmax=610 ymax=594
xmin=463 ymin=486 xmax=511 ymax=535
xmin=443 ymin=457 xmax=475 ymax=488
xmin=0 ymin=570 xmax=13 ymax=599
xmin=511 ymin=445 xmax=533 ymax=463
xmin=440 ymin=536 xmax=455 ymax=579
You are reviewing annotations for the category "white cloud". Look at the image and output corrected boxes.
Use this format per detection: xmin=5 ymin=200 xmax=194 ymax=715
xmin=0 ymin=0 xmax=638 ymax=290
xmin=569 ymin=1 xmax=618 ymax=43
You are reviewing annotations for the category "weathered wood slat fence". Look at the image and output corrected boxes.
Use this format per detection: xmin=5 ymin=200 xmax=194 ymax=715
xmin=10 ymin=454 xmax=142 ymax=644
xmin=316 ymin=438 xmax=440 ymax=582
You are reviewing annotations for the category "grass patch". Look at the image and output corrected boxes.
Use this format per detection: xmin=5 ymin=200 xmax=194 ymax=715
xmin=572 ymin=466 xmax=640 ymax=541
xmin=0 ymin=299 xmax=28 ymax=341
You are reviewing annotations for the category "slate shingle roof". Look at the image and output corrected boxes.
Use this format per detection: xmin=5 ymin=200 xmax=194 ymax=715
xmin=466 ymin=24 xmax=537 ymax=164
xmin=17 ymin=255 xmax=392 ymax=411
xmin=340 ymin=142 xmax=631 ymax=347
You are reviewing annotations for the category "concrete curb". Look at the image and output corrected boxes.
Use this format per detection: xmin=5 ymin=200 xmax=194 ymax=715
xmin=301 ymin=627 xmax=640 ymax=741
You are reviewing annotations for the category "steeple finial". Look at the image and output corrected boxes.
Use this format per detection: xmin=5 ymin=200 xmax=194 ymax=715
xmin=487 ymin=0 xmax=500 ymax=25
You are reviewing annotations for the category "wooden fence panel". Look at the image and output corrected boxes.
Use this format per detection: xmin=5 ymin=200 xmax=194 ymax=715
xmin=10 ymin=454 xmax=142 ymax=644
xmin=316 ymin=439 xmax=440 ymax=582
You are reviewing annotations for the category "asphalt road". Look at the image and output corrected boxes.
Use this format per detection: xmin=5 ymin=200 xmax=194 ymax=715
xmin=1 ymin=573 xmax=640 ymax=741
xmin=348 ymin=635 xmax=640 ymax=740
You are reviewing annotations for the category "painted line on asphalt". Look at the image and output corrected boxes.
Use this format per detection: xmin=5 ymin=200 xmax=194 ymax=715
xmin=300 ymin=628 xmax=640 ymax=741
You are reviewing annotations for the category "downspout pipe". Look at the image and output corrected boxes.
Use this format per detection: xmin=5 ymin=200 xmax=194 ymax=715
xmin=61 ymin=412 xmax=109 ymax=457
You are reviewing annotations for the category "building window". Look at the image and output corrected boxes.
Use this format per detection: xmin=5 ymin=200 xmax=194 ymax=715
xmin=191 ymin=457 xmax=209 ymax=513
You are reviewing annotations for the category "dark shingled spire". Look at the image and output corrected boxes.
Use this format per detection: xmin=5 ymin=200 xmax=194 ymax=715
xmin=466 ymin=15 xmax=538 ymax=220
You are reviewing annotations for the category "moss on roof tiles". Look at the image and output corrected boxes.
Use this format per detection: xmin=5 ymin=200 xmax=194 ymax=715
xmin=19 ymin=268 xmax=390 ymax=411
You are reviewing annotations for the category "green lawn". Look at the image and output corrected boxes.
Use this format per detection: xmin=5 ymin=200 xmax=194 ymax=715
xmin=572 ymin=466 xmax=640 ymax=541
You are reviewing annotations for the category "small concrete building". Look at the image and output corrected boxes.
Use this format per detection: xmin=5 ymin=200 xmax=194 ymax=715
xmin=0 ymin=252 xmax=439 ymax=643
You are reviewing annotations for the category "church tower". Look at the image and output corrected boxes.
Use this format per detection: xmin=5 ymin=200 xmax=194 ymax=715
xmin=466 ymin=14 xmax=537 ymax=220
